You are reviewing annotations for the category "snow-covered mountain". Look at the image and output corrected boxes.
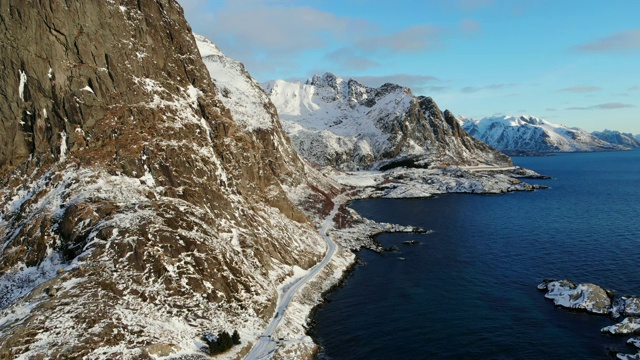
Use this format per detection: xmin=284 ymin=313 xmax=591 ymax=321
xmin=263 ymin=73 xmax=511 ymax=170
xmin=0 ymin=3 xmax=344 ymax=359
xmin=460 ymin=115 xmax=629 ymax=154
xmin=591 ymin=129 xmax=640 ymax=148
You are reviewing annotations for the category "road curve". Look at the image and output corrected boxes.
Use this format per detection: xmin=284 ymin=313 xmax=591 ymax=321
xmin=244 ymin=197 xmax=342 ymax=360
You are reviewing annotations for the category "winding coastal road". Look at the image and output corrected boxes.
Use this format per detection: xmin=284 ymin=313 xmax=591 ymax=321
xmin=461 ymin=165 xmax=517 ymax=172
xmin=244 ymin=198 xmax=341 ymax=360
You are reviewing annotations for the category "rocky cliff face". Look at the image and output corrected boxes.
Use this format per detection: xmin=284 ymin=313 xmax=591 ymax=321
xmin=0 ymin=1 xmax=329 ymax=358
xmin=460 ymin=115 xmax=630 ymax=154
xmin=263 ymin=73 xmax=512 ymax=171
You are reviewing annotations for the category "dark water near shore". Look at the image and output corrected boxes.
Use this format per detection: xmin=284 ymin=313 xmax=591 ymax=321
xmin=312 ymin=150 xmax=640 ymax=359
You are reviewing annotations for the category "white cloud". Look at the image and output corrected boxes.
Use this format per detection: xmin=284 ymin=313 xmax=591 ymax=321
xmin=356 ymin=25 xmax=444 ymax=52
xmin=179 ymin=0 xmax=446 ymax=79
xmin=566 ymin=102 xmax=636 ymax=110
xmin=460 ymin=19 xmax=482 ymax=34
xmin=324 ymin=48 xmax=380 ymax=71
xmin=353 ymin=74 xmax=440 ymax=92
xmin=575 ymin=29 xmax=640 ymax=53
xmin=461 ymin=83 xmax=516 ymax=93
xmin=559 ymin=86 xmax=601 ymax=93
xmin=455 ymin=0 xmax=494 ymax=11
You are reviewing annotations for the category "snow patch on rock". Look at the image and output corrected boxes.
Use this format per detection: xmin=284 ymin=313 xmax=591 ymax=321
xmin=18 ymin=70 xmax=27 ymax=101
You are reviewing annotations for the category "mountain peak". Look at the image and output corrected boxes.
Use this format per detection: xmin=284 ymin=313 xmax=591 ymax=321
xmin=307 ymin=72 xmax=342 ymax=87
xmin=517 ymin=115 xmax=546 ymax=126
xmin=264 ymin=75 xmax=511 ymax=170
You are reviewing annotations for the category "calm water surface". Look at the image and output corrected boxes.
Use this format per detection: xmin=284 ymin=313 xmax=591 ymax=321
xmin=312 ymin=150 xmax=640 ymax=359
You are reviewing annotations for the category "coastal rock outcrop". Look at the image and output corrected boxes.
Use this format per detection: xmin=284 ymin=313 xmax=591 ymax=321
xmin=537 ymin=280 xmax=613 ymax=315
xmin=539 ymin=280 xmax=640 ymax=359
xmin=602 ymin=317 xmax=640 ymax=335
xmin=628 ymin=338 xmax=640 ymax=349
xmin=613 ymin=297 xmax=640 ymax=319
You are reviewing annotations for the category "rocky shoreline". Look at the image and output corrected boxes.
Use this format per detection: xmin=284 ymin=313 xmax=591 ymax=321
xmin=266 ymin=166 xmax=550 ymax=358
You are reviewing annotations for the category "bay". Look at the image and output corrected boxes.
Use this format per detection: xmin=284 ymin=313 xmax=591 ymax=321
xmin=312 ymin=150 xmax=640 ymax=359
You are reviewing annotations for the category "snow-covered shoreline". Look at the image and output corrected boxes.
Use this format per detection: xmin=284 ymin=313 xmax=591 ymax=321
xmin=264 ymin=165 xmax=549 ymax=359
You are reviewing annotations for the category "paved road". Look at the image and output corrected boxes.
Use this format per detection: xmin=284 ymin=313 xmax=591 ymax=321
xmin=245 ymin=198 xmax=341 ymax=360
xmin=461 ymin=165 xmax=517 ymax=172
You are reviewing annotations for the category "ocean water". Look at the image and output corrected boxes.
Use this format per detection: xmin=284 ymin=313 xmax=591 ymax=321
xmin=312 ymin=150 xmax=640 ymax=359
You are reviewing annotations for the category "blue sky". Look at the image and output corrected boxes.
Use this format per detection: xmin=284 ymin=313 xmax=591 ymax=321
xmin=179 ymin=0 xmax=640 ymax=134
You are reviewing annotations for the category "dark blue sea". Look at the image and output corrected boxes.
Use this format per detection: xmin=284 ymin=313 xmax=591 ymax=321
xmin=312 ymin=150 xmax=640 ymax=359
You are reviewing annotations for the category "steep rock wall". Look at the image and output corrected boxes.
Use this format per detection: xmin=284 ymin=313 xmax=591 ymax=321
xmin=0 ymin=1 xmax=325 ymax=358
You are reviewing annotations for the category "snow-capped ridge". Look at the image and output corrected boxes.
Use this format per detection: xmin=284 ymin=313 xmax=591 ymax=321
xmin=195 ymin=34 xmax=275 ymax=131
xmin=592 ymin=129 xmax=640 ymax=148
xmin=462 ymin=114 xmax=632 ymax=154
xmin=264 ymin=74 xmax=511 ymax=170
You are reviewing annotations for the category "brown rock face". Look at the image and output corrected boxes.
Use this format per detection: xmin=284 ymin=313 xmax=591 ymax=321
xmin=0 ymin=1 xmax=324 ymax=357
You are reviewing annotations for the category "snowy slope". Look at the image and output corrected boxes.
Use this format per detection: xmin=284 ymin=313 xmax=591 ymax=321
xmin=592 ymin=129 xmax=640 ymax=148
xmin=263 ymin=73 xmax=511 ymax=170
xmin=461 ymin=115 xmax=629 ymax=154
xmin=196 ymin=35 xmax=273 ymax=131
xmin=195 ymin=34 xmax=316 ymax=190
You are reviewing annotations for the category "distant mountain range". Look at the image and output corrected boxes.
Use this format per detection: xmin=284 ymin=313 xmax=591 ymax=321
xmin=264 ymin=74 xmax=637 ymax=161
xmin=263 ymin=73 xmax=511 ymax=170
xmin=592 ymin=129 xmax=640 ymax=149
xmin=459 ymin=115 xmax=638 ymax=155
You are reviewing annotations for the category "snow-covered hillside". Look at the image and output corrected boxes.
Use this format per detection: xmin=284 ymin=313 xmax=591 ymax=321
xmin=196 ymin=35 xmax=274 ymax=131
xmin=263 ymin=73 xmax=511 ymax=170
xmin=460 ymin=115 xmax=629 ymax=154
xmin=591 ymin=129 xmax=640 ymax=148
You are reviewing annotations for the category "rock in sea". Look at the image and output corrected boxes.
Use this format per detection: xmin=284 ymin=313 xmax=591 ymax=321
xmin=537 ymin=279 xmax=613 ymax=315
xmin=602 ymin=317 xmax=640 ymax=335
